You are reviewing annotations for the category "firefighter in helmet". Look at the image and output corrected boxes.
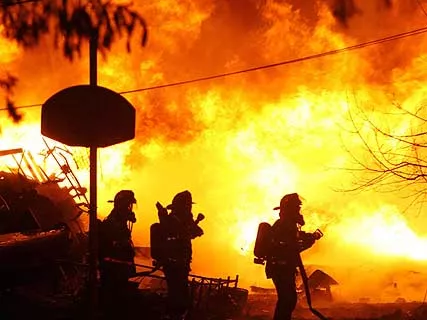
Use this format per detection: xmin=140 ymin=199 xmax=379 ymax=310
xmin=154 ymin=190 xmax=204 ymax=320
xmin=266 ymin=193 xmax=321 ymax=320
xmin=98 ymin=190 xmax=137 ymax=312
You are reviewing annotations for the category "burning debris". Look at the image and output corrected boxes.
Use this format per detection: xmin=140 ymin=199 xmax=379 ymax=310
xmin=297 ymin=269 xmax=339 ymax=305
xmin=0 ymin=143 xmax=90 ymax=318
xmin=131 ymin=262 xmax=249 ymax=319
xmin=249 ymin=268 xmax=339 ymax=305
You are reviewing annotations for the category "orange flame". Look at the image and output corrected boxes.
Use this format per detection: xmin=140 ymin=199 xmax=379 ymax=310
xmin=1 ymin=0 xmax=427 ymax=302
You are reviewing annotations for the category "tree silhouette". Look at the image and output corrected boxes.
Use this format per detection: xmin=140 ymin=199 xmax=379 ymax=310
xmin=0 ymin=0 xmax=148 ymax=122
xmin=344 ymin=101 xmax=427 ymax=206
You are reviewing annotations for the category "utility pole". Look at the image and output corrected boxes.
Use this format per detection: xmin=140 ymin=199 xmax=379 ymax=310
xmin=88 ymin=32 xmax=99 ymax=319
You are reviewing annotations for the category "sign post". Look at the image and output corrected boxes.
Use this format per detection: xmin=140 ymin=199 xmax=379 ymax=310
xmin=88 ymin=35 xmax=98 ymax=320
xmin=41 ymin=56 xmax=135 ymax=317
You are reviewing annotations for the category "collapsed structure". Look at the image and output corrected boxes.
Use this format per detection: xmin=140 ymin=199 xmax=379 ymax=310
xmin=0 ymin=142 xmax=89 ymax=316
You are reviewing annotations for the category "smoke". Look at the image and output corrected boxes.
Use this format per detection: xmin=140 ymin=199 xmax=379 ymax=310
xmin=2 ymin=0 xmax=427 ymax=302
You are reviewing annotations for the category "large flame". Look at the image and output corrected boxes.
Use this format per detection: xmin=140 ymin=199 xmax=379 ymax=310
xmin=1 ymin=0 xmax=427 ymax=302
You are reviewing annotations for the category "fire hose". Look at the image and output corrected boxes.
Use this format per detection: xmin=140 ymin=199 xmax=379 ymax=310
xmin=103 ymin=257 xmax=161 ymax=277
xmin=297 ymin=253 xmax=329 ymax=320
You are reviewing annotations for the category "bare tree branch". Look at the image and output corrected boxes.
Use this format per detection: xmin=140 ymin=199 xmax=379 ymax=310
xmin=340 ymin=98 xmax=427 ymax=208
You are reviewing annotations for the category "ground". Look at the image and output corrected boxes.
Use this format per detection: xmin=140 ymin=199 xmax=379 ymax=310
xmin=1 ymin=288 xmax=426 ymax=320
xmin=242 ymin=294 xmax=427 ymax=320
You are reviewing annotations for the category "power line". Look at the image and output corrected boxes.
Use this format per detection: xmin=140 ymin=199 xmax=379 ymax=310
xmin=119 ymin=26 xmax=427 ymax=94
xmin=2 ymin=103 xmax=40 ymax=110
xmin=2 ymin=25 xmax=427 ymax=112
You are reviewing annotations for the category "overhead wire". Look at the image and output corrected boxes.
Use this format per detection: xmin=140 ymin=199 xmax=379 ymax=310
xmin=1 ymin=25 xmax=427 ymax=112
xmin=119 ymin=26 xmax=427 ymax=95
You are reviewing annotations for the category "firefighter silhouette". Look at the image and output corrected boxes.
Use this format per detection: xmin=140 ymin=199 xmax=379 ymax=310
xmin=98 ymin=190 xmax=137 ymax=315
xmin=254 ymin=193 xmax=322 ymax=320
xmin=151 ymin=190 xmax=204 ymax=320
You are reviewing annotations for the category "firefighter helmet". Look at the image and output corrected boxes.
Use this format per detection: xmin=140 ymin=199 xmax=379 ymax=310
xmin=108 ymin=190 xmax=136 ymax=207
xmin=166 ymin=190 xmax=195 ymax=210
xmin=273 ymin=193 xmax=302 ymax=210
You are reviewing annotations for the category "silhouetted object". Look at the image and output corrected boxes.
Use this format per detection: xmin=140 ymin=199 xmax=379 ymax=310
xmin=151 ymin=190 xmax=204 ymax=320
xmin=0 ymin=146 xmax=89 ymax=319
xmin=298 ymin=269 xmax=338 ymax=304
xmin=254 ymin=222 xmax=273 ymax=265
xmin=0 ymin=169 xmax=82 ymax=291
xmin=254 ymin=193 xmax=323 ymax=320
xmin=98 ymin=190 xmax=137 ymax=317
xmin=41 ymin=85 xmax=135 ymax=148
